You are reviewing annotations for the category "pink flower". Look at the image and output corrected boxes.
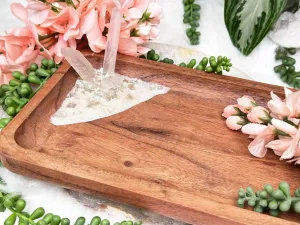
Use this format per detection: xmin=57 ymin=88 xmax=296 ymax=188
xmin=118 ymin=38 xmax=149 ymax=56
xmin=48 ymin=34 xmax=77 ymax=63
xmin=237 ymin=96 xmax=256 ymax=111
xmin=265 ymin=138 xmax=300 ymax=157
xmin=0 ymin=66 xmax=13 ymax=84
xmin=280 ymin=129 xmax=300 ymax=159
xmin=241 ymin=123 xmax=267 ymax=136
xmin=41 ymin=7 xmax=80 ymax=41
xmin=75 ymin=0 xmax=112 ymax=53
xmin=287 ymin=156 xmax=300 ymax=164
xmin=267 ymin=92 xmax=290 ymax=119
xmin=121 ymin=0 xmax=162 ymax=24
xmin=248 ymin=125 xmax=275 ymax=158
xmin=222 ymin=105 xmax=240 ymax=118
xmin=247 ymin=106 xmax=270 ymax=124
xmin=266 ymin=139 xmax=292 ymax=155
xmin=285 ymin=87 xmax=293 ymax=98
xmin=85 ymin=9 xmax=107 ymax=53
xmin=225 ymin=116 xmax=247 ymax=130
xmin=277 ymin=147 xmax=300 ymax=157
xmin=11 ymin=2 xmax=51 ymax=25
xmin=0 ymin=26 xmax=39 ymax=71
xmin=286 ymin=90 xmax=300 ymax=118
xmin=119 ymin=0 xmax=162 ymax=55
xmin=271 ymin=118 xmax=298 ymax=136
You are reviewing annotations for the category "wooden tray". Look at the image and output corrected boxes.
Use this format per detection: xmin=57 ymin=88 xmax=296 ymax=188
xmin=1 ymin=51 xmax=299 ymax=225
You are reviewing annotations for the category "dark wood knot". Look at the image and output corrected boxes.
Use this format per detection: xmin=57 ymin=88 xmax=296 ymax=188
xmin=124 ymin=161 xmax=133 ymax=167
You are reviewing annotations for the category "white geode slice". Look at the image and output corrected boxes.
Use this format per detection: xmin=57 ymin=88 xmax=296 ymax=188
xmin=269 ymin=10 xmax=300 ymax=48
xmin=50 ymin=70 xmax=169 ymax=125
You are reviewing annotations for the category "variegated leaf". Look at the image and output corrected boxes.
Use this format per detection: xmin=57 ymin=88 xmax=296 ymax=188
xmin=225 ymin=0 xmax=287 ymax=55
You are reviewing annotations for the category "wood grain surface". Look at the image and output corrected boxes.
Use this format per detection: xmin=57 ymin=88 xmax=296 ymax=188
xmin=0 ymin=51 xmax=299 ymax=225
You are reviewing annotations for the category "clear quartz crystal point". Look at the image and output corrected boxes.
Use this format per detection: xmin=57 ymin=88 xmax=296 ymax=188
xmin=102 ymin=5 xmax=122 ymax=75
xmin=61 ymin=48 xmax=95 ymax=82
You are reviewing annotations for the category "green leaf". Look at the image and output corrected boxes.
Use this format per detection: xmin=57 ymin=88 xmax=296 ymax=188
xmin=225 ymin=0 xmax=287 ymax=55
xmin=283 ymin=0 xmax=300 ymax=12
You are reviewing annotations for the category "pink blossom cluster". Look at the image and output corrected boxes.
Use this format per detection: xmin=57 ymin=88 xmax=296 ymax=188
xmin=0 ymin=0 xmax=162 ymax=83
xmin=223 ymin=88 xmax=300 ymax=165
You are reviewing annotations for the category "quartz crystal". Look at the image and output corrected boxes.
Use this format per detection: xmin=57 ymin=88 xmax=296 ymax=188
xmin=51 ymin=69 xmax=169 ymax=125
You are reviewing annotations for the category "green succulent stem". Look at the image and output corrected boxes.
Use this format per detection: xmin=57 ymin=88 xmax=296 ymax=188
xmin=182 ymin=0 xmax=201 ymax=45
xmin=8 ymin=208 xmax=36 ymax=225
xmin=140 ymin=49 xmax=232 ymax=75
xmin=274 ymin=47 xmax=299 ymax=89
xmin=238 ymin=182 xmax=300 ymax=216
xmin=0 ymin=60 xmax=60 ymax=128
xmin=0 ymin=190 xmax=142 ymax=225
xmin=243 ymin=196 xmax=300 ymax=203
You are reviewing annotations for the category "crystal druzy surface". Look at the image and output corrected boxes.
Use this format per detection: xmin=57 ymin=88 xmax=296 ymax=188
xmin=51 ymin=69 xmax=169 ymax=125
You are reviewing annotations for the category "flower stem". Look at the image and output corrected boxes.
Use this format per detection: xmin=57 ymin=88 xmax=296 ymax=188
xmin=66 ymin=0 xmax=77 ymax=9
xmin=38 ymin=0 xmax=61 ymax=12
xmin=38 ymin=32 xmax=59 ymax=41
xmin=56 ymin=0 xmax=77 ymax=9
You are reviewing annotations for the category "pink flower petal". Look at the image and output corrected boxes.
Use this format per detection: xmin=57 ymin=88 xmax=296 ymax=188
xmin=266 ymin=139 xmax=292 ymax=151
xmin=139 ymin=25 xmax=152 ymax=36
xmin=28 ymin=9 xmax=50 ymax=24
xmin=248 ymin=125 xmax=275 ymax=158
xmin=77 ymin=8 xmax=96 ymax=39
xmin=267 ymin=92 xmax=290 ymax=118
xmin=286 ymin=91 xmax=300 ymax=118
xmin=271 ymin=118 xmax=298 ymax=136
xmin=137 ymin=46 xmax=150 ymax=55
xmin=121 ymin=0 xmax=135 ymax=9
xmin=147 ymin=2 xmax=162 ymax=18
xmin=285 ymin=87 xmax=293 ymax=98
xmin=126 ymin=8 xmax=142 ymax=19
xmin=86 ymin=10 xmax=106 ymax=53
xmin=237 ymin=95 xmax=255 ymax=111
xmin=247 ymin=106 xmax=270 ymax=123
xmin=281 ymin=129 xmax=300 ymax=159
xmin=241 ymin=123 xmax=267 ymax=136
xmin=225 ymin=116 xmax=245 ymax=130
xmin=118 ymin=38 xmax=138 ymax=56
xmin=10 ymin=3 xmax=28 ymax=22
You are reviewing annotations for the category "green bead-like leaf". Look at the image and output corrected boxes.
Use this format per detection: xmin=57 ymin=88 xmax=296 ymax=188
xmin=246 ymin=187 xmax=256 ymax=197
xmin=279 ymin=181 xmax=291 ymax=198
xmin=294 ymin=201 xmax=300 ymax=213
xmin=279 ymin=200 xmax=291 ymax=212
xmin=254 ymin=204 xmax=264 ymax=213
xmin=269 ymin=209 xmax=280 ymax=217
xmin=272 ymin=189 xmax=286 ymax=200
xmin=237 ymin=198 xmax=245 ymax=205
xmin=294 ymin=189 xmax=300 ymax=197
xmin=259 ymin=199 xmax=268 ymax=207
xmin=269 ymin=200 xmax=278 ymax=210
xmin=248 ymin=199 xmax=256 ymax=206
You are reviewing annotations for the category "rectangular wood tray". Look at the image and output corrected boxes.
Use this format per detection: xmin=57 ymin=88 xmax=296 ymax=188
xmin=1 ymin=51 xmax=300 ymax=225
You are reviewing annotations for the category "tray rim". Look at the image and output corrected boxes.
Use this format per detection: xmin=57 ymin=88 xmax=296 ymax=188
xmin=0 ymin=50 xmax=297 ymax=225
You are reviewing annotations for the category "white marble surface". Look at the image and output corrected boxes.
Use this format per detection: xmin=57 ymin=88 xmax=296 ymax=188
xmin=0 ymin=0 xmax=299 ymax=224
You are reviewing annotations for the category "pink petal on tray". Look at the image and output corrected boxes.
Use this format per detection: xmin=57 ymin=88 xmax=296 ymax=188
xmin=248 ymin=125 xmax=275 ymax=158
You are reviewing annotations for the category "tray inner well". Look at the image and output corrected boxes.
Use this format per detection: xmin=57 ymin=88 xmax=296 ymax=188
xmin=14 ymin=55 xmax=300 ymax=223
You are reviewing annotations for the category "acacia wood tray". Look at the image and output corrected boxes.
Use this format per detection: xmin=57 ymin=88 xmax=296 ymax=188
xmin=1 ymin=51 xmax=300 ymax=225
